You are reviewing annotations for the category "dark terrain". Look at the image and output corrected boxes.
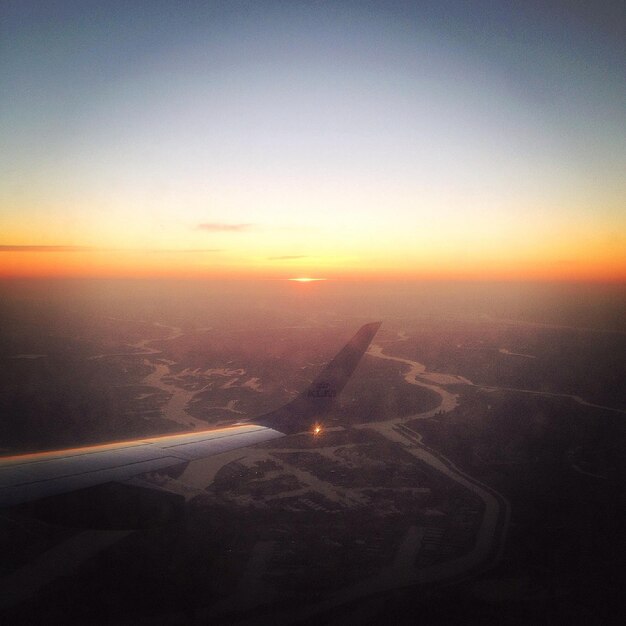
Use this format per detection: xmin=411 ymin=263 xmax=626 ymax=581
xmin=0 ymin=279 xmax=623 ymax=624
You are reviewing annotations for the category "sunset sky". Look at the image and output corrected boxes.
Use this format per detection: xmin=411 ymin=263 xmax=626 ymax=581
xmin=1 ymin=1 xmax=624 ymax=280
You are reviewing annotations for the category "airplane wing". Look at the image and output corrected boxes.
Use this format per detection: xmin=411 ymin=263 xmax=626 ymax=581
xmin=0 ymin=322 xmax=381 ymax=510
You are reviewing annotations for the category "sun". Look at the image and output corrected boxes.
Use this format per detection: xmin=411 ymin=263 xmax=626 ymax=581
xmin=287 ymin=277 xmax=327 ymax=282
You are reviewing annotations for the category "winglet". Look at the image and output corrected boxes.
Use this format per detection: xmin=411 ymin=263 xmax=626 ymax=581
xmin=254 ymin=322 xmax=382 ymax=434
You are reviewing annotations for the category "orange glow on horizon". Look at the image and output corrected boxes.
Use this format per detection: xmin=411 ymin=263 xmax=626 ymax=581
xmin=0 ymin=247 xmax=624 ymax=283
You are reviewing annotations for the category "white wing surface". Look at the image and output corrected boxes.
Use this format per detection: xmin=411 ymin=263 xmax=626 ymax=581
xmin=0 ymin=425 xmax=283 ymax=508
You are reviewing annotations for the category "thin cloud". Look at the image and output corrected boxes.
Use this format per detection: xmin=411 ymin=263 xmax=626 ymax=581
xmin=268 ymin=255 xmax=308 ymax=261
xmin=0 ymin=245 xmax=94 ymax=252
xmin=196 ymin=223 xmax=252 ymax=232
xmin=145 ymin=248 xmax=223 ymax=254
xmin=0 ymin=245 xmax=223 ymax=254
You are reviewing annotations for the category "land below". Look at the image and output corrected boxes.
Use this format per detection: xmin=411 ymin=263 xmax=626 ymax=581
xmin=0 ymin=281 xmax=623 ymax=624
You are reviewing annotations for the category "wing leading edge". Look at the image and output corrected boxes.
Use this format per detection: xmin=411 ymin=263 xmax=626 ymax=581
xmin=0 ymin=322 xmax=381 ymax=509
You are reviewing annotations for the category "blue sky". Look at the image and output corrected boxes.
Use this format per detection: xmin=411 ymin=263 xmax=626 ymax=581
xmin=1 ymin=1 xmax=624 ymax=279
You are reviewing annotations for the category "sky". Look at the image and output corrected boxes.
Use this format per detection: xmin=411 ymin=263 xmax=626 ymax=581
xmin=1 ymin=0 xmax=624 ymax=280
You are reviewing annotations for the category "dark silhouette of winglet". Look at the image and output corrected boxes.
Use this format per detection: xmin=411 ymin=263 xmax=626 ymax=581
xmin=255 ymin=322 xmax=382 ymax=434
